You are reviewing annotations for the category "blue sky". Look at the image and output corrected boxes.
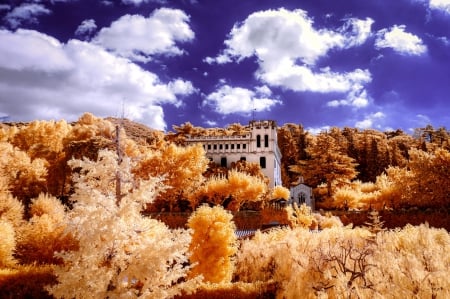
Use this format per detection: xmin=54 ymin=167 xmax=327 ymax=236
xmin=0 ymin=0 xmax=449 ymax=133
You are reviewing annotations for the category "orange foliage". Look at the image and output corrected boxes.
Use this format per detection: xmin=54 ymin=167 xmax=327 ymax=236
xmin=16 ymin=194 xmax=77 ymax=265
xmin=0 ymin=220 xmax=16 ymax=268
xmin=188 ymin=205 xmax=237 ymax=283
xmin=135 ymin=143 xmax=209 ymax=211
xmin=271 ymin=185 xmax=290 ymax=200
xmin=0 ymin=142 xmax=47 ymax=201
xmin=189 ymin=170 xmax=268 ymax=211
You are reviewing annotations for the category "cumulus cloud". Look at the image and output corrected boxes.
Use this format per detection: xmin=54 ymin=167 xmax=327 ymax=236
xmin=75 ymin=19 xmax=97 ymax=38
xmin=355 ymin=112 xmax=385 ymax=129
xmin=207 ymin=8 xmax=347 ymax=66
xmin=375 ymin=25 xmax=427 ymax=55
xmin=203 ymin=84 xmax=281 ymax=115
xmin=327 ymin=85 xmax=370 ymax=108
xmin=0 ymin=29 xmax=73 ymax=71
xmin=430 ymin=0 xmax=450 ymax=14
xmin=256 ymin=60 xmax=371 ymax=93
xmin=205 ymin=8 xmax=372 ymax=104
xmin=0 ymin=29 xmax=194 ymax=130
xmin=93 ymin=8 xmax=194 ymax=62
xmin=339 ymin=17 xmax=374 ymax=48
xmin=4 ymin=3 xmax=51 ymax=28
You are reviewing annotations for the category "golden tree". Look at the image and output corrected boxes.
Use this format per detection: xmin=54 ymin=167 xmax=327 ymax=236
xmin=16 ymin=194 xmax=77 ymax=265
xmin=188 ymin=170 xmax=268 ymax=211
xmin=0 ymin=142 xmax=48 ymax=201
xmin=0 ymin=192 xmax=24 ymax=230
xmin=406 ymin=148 xmax=450 ymax=208
xmin=291 ymin=132 xmax=358 ymax=198
xmin=0 ymin=219 xmax=16 ymax=268
xmin=134 ymin=143 xmax=209 ymax=211
xmin=48 ymin=150 xmax=197 ymax=299
xmin=187 ymin=205 xmax=237 ymax=283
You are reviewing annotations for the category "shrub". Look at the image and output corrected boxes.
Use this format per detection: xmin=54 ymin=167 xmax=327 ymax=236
xmin=188 ymin=205 xmax=237 ymax=283
xmin=0 ymin=192 xmax=24 ymax=229
xmin=16 ymin=194 xmax=77 ymax=265
xmin=0 ymin=220 xmax=16 ymax=268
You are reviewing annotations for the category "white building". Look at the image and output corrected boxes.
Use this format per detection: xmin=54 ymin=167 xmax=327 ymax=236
xmin=289 ymin=177 xmax=315 ymax=210
xmin=185 ymin=120 xmax=315 ymax=210
xmin=185 ymin=120 xmax=282 ymax=188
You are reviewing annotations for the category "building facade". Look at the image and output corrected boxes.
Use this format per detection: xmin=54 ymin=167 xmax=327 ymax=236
xmin=185 ymin=120 xmax=282 ymax=188
xmin=289 ymin=177 xmax=315 ymax=210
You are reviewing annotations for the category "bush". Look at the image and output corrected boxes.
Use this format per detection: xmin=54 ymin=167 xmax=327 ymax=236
xmin=16 ymin=194 xmax=77 ymax=265
xmin=188 ymin=205 xmax=237 ymax=283
xmin=0 ymin=220 xmax=16 ymax=268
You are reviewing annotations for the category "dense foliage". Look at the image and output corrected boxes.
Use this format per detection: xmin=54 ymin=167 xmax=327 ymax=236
xmin=0 ymin=113 xmax=449 ymax=298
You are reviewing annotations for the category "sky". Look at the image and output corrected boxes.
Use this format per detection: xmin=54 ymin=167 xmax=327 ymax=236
xmin=0 ymin=0 xmax=449 ymax=133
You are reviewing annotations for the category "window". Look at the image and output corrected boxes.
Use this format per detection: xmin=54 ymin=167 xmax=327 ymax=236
xmin=264 ymin=134 xmax=269 ymax=147
xmin=231 ymin=144 xmax=235 ymax=150
xmin=237 ymin=144 xmax=240 ymax=149
xmin=243 ymin=144 xmax=246 ymax=149
xmin=213 ymin=144 xmax=217 ymax=150
xmin=298 ymin=192 xmax=306 ymax=204
xmin=256 ymin=135 xmax=261 ymax=147
xmin=207 ymin=144 xmax=211 ymax=150
xmin=221 ymin=157 xmax=227 ymax=167
xmin=260 ymin=156 xmax=266 ymax=168
xmin=225 ymin=144 xmax=229 ymax=150
xmin=240 ymin=156 xmax=246 ymax=161
xmin=219 ymin=144 xmax=223 ymax=150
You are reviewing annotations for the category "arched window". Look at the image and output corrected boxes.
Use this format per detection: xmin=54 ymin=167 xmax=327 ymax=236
xmin=256 ymin=135 xmax=261 ymax=147
xmin=298 ymin=192 xmax=306 ymax=204
xmin=264 ymin=134 xmax=269 ymax=147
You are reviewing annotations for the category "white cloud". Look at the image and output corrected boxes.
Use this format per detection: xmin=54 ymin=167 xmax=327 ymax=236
xmin=93 ymin=8 xmax=194 ymax=62
xmin=340 ymin=17 xmax=374 ymax=48
xmin=4 ymin=3 xmax=51 ymax=28
xmin=0 ymin=29 xmax=195 ymax=130
xmin=256 ymin=59 xmax=371 ymax=93
xmin=430 ymin=0 xmax=450 ymax=14
xmin=206 ymin=8 xmax=373 ymax=102
xmin=121 ymin=0 xmax=167 ymax=5
xmin=0 ymin=29 xmax=73 ymax=71
xmin=0 ymin=4 xmax=10 ymax=11
xmin=327 ymin=85 xmax=370 ymax=108
xmin=375 ymin=25 xmax=427 ymax=55
xmin=254 ymin=85 xmax=272 ymax=96
xmin=215 ymin=8 xmax=347 ymax=66
xmin=355 ymin=112 xmax=385 ymax=129
xmin=75 ymin=19 xmax=97 ymax=38
xmin=203 ymin=84 xmax=281 ymax=115
xmin=203 ymin=119 xmax=218 ymax=127
xmin=306 ymin=125 xmax=331 ymax=135
xmin=415 ymin=114 xmax=431 ymax=126
xmin=168 ymin=79 xmax=196 ymax=96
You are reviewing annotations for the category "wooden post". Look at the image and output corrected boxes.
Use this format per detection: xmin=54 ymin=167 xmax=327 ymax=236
xmin=115 ymin=125 xmax=122 ymax=205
